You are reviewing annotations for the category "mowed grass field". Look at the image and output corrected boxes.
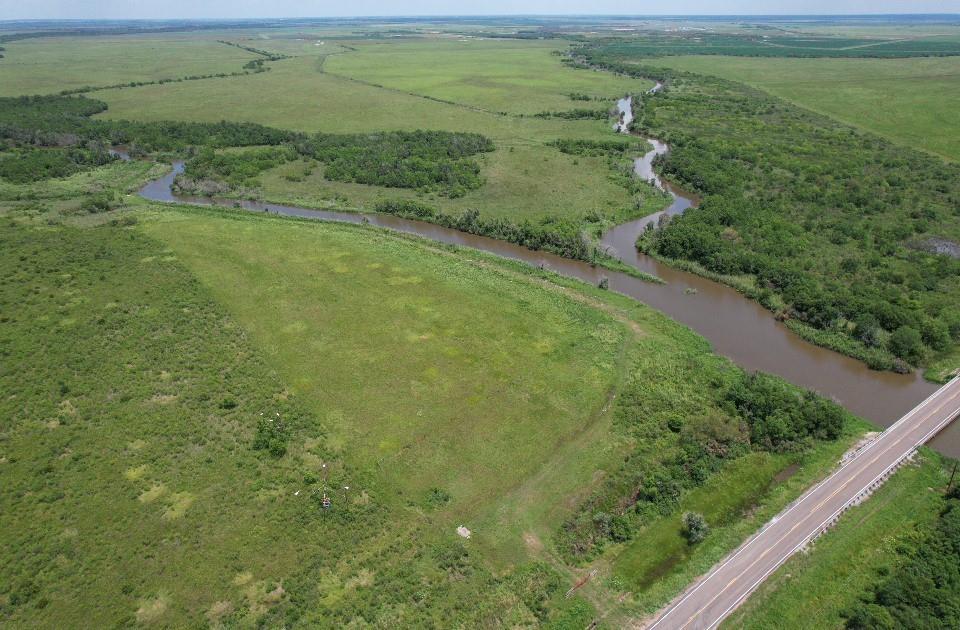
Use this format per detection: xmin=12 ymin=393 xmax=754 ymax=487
xmin=323 ymin=38 xmax=651 ymax=114
xmin=0 ymin=35 xmax=261 ymax=95
xmin=650 ymin=55 xmax=960 ymax=161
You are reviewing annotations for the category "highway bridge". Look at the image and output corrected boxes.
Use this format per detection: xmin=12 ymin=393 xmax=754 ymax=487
xmin=645 ymin=376 xmax=960 ymax=630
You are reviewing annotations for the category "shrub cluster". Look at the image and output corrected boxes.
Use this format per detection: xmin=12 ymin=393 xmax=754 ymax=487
xmin=299 ymin=130 xmax=493 ymax=196
xmin=846 ymin=495 xmax=960 ymax=628
xmin=534 ymin=108 xmax=609 ymax=120
xmin=0 ymin=144 xmax=115 ymax=183
xmin=375 ymin=199 xmax=593 ymax=260
xmin=557 ymin=368 xmax=848 ymax=559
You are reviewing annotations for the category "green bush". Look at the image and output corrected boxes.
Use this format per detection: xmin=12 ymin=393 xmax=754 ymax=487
xmin=682 ymin=511 xmax=709 ymax=544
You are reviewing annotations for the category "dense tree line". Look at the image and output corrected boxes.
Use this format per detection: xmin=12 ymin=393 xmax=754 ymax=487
xmin=576 ymin=47 xmax=960 ymax=370
xmin=846 ymin=493 xmax=960 ymax=629
xmin=0 ymin=144 xmax=115 ymax=183
xmin=216 ymin=40 xmax=290 ymax=62
xmin=577 ymin=34 xmax=960 ymax=59
xmin=0 ymin=96 xmax=496 ymax=196
xmin=299 ymin=130 xmax=493 ymax=196
xmin=557 ymin=368 xmax=849 ymax=560
xmin=534 ymin=108 xmax=609 ymax=120
xmin=56 ymin=66 xmax=271 ymax=96
xmin=0 ymin=94 xmax=299 ymax=155
xmin=376 ymin=199 xmax=592 ymax=259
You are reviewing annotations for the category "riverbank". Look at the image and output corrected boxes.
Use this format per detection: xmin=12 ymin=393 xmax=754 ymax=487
xmin=132 ymin=131 xmax=953 ymax=457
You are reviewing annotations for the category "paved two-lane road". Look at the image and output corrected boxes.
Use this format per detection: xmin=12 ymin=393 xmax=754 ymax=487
xmin=646 ymin=376 xmax=960 ymax=630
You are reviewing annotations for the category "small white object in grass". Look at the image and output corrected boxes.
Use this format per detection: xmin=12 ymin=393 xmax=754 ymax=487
xmin=294 ymin=490 xmax=300 ymax=496
xmin=456 ymin=526 xmax=471 ymax=539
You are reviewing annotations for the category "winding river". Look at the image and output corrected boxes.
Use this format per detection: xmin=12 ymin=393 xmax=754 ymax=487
xmin=132 ymin=96 xmax=958 ymax=456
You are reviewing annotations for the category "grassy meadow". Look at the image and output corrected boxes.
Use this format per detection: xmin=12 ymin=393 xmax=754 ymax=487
xmin=251 ymin=146 xmax=662 ymax=222
xmin=0 ymin=35 xmax=261 ymax=96
xmin=93 ymin=46 xmax=664 ymax=225
xmin=649 ymin=55 xmax=960 ymax=161
xmin=323 ymin=38 xmax=650 ymax=114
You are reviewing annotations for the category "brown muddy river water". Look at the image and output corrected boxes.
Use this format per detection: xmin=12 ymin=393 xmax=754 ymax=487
xmin=132 ymin=98 xmax=959 ymax=456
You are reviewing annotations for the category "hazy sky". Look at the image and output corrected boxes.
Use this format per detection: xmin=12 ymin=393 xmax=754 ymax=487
xmin=3 ymin=1 xmax=959 ymax=21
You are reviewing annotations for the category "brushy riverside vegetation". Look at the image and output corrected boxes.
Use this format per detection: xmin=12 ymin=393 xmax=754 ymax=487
xmin=375 ymin=199 xmax=593 ymax=259
xmin=175 ymin=145 xmax=299 ymax=192
xmin=556 ymin=370 xmax=849 ymax=560
xmin=0 ymin=95 xmax=496 ymax=196
xmin=299 ymin=130 xmax=494 ymax=196
xmin=575 ymin=46 xmax=960 ymax=376
xmin=176 ymin=131 xmax=494 ymax=197
xmin=534 ymin=108 xmax=610 ymax=120
xmin=647 ymin=55 xmax=960 ymax=162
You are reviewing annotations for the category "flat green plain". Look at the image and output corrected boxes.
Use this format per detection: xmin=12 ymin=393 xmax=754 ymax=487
xmin=324 ymin=38 xmax=651 ymax=114
xmin=95 ymin=54 xmax=617 ymax=141
xmin=0 ymin=36 xmax=260 ymax=96
xmin=649 ymin=55 xmax=960 ymax=161
xmin=95 ymin=47 xmax=661 ymax=224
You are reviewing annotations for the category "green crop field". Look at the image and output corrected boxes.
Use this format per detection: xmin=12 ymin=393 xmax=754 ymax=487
xmin=648 ymin=55 xmax=960 ymax=161
xmin=0 ymin=35 xmax=262 ymax=96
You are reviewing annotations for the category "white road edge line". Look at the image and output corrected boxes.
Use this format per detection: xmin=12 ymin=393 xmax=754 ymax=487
xmin=646 ymin=377 xmax=958 ymax=630
xmin=704 ymin=400 xmax=960 ymax=630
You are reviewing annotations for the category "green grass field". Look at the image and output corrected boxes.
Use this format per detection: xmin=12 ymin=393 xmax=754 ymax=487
xmin=324 ymin=39 xmax=651 ymax=114
xmin=94 ymin=54 xmax=616 ymax=142
xmin=649 ymin=55 xmax=960 ymax=161
xmin=250 ymin=146 xmax=664 ymax=222
xmin=93 ymin=49 xmax=662 ymax=224
xmin=0 ymin=36 xmax=261 ymax=96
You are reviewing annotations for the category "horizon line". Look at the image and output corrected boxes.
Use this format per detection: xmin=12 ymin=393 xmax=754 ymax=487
xmin=3 ymin=13 xmax=960 ymax=22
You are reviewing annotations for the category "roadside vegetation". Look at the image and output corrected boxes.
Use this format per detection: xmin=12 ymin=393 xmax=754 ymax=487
xmin=725 ymin=451 xmax=957 ymax=630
